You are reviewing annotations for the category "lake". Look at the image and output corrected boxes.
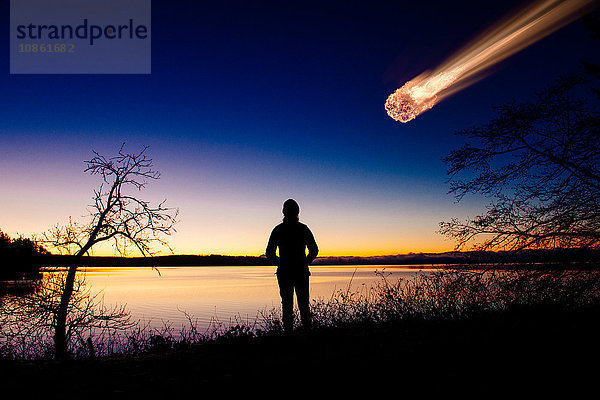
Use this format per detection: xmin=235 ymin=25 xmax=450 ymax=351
xmin=64 ymin=265 xmax=434 ymax=334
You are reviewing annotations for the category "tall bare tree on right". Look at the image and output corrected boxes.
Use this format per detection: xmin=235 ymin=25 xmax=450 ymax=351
xmin=440 ymin=74 xmax=599 ymax=252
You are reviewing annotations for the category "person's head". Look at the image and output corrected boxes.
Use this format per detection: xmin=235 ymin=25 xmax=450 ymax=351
xmin=282 ymin=199 xmax=300 ymax=222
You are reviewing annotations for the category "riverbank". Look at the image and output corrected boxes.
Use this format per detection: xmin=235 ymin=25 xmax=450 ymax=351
xmin=3 ymin=304 xmax=599 ymax=397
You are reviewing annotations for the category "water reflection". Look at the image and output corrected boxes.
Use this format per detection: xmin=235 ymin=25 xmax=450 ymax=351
xmin=0 ymin=265 xmax=433 ymax=358
xmin=69 ymin=266 xmax=430 ymax=332
xmin=0 ymin=278 xmax=42 ymax=297
xmin=0 ymin=271 xmax=133 ymax=359
xmin=4 ymin=265 xmax=594 ymax=359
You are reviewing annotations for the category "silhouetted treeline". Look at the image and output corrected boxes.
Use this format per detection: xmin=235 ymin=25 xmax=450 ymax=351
xmin=0 ymin=230 xmax=49 ymax=280
xmin=313 ymin=252 xmax=467 ymax=266
xmin=30 ymin=248 xmax=600 ymax=269
xmin=315 ymin=249 xmax=600 ymax=268
xmin=36 ymin=253 xmax=273 ymax=268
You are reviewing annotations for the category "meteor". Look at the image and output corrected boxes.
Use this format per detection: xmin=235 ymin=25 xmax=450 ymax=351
xmin=385 ymin=0 xmax=596 ymax=123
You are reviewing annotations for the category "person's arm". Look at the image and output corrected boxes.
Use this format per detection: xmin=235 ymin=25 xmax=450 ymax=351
xmin=265 ymin=227 xmax=280 ymax=266
xmin=305 ymin=226 xmax=319 ymax=264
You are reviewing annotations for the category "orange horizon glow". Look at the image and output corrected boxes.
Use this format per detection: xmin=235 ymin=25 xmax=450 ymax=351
xmin=2 ymin=211 xmax=459 ymax=259
xmin=42 ymin=242 xmax=457 ymax=258
xmin=0 ymin=141 xmax=465 ymax=261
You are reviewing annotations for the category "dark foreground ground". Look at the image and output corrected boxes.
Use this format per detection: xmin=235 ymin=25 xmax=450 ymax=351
xmin=2 ymin=305 xmax=599 ymax=398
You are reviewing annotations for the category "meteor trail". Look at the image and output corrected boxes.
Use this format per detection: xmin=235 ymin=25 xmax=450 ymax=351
xmin=385 ymin=0 xmax=596 ymax=123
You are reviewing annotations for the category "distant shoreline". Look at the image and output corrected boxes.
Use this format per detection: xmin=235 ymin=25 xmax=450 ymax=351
xmin=34 ymin=252 xmax=466 ymax=268
xmin=33 ymin=248 xmax=599 ymax=268
xmin=41 ymin=264 xmax=448 ymax=271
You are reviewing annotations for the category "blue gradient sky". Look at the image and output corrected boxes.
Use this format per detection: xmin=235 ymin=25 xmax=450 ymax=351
xmin=0 ymin=0 xmax=597 ymax=256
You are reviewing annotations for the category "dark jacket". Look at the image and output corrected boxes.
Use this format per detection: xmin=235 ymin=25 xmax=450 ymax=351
xmin=266 ymin=220 xmax=318 ymax=276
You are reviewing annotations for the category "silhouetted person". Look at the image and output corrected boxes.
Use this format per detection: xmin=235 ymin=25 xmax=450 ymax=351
xmin=266 ymin=199 xmax=318 ymax=332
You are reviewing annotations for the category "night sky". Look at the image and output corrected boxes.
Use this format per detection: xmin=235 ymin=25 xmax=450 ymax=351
xmin=0 ymin=0 xmax=597 ymax=256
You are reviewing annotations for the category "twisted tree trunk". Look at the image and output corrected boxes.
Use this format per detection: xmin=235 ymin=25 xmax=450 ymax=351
xmin=53 ymin=264 xmax=78 ymax=360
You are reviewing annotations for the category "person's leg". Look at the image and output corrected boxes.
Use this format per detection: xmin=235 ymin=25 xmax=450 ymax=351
xmin=277 ymin=274 xmax=294 ymax=332
xmin=295 ymin=274 xmax=311 ymax=330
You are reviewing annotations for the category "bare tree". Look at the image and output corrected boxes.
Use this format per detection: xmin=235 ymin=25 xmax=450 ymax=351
xmin=440 ymin=75 xmax=600 ymax=252
xmin=42 ymin=144 xmax=178 ymax=358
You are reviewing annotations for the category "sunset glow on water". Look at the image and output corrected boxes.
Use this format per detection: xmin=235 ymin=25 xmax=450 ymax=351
xmin=66 ymin=266 xmax=434 ymax=333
